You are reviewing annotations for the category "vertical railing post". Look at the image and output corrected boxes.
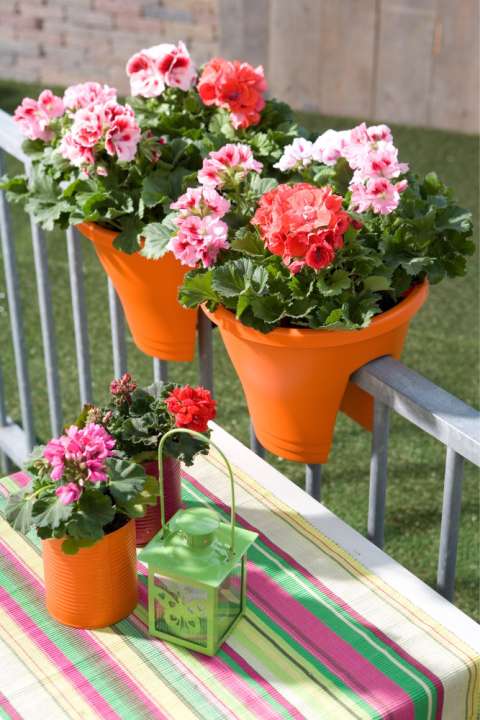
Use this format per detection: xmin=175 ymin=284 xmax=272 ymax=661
xmin=0 ymin=151 xmax=35 ymax=450
xmin=305 ymin=465 xmax=322 ymax=501
xmin=0 ymin=364 xmax=13 ymax=473
xmin=153 ymin=359 xmax=168 ymax=383
xmin=30 ymin=221 xmax=63 ymax=436
xmin=197 ymin=309 xmax=214 ymax=394
xmin=107 ymin=279 xmax=127 ymax=378
xmin=367 ymin=399 xmax=390 ymax=548
xmin=437 ymin=447 xmax=465 ymax=601
xmin=66 ymin=227 xmax=92 ymax=405
xmin=249 ymin=423 xmax=266 ymax=458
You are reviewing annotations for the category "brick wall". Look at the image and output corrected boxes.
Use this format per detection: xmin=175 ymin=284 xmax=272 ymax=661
xmin=1 ymin=0 xmax=220 ymax=93
xmin=1 ymin=0 xmax=478 ymax=132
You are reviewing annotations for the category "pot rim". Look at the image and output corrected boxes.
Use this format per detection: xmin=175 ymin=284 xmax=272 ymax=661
xmin=202 ymin=278 xmax=429 ymax=348
xmin=76 ymin=221 xmax=118 ymax=246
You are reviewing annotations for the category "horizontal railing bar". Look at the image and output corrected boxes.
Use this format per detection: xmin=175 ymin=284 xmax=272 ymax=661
xmin=0 ymin=419 xmax=30 ymax=467
xmin=352 ymin=357 xmax=480 ymax=466
xmin=0 ymin=110 xmax=28 ymax=164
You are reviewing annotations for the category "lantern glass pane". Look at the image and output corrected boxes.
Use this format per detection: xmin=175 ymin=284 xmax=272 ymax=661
xmin=153 ymin=574 xmax=209 ymax=647
xmin=216 ymin=561 xmax=243 ymax=641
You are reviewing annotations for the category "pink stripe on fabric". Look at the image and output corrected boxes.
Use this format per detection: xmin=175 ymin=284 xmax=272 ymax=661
xmin=183 ymin=470 xmax=444 ymax=719
xmin=136 ymin=580 xmax=297 ymax=720
xmin=0 ymin=691 xmax=23 ymax=720
xmin=0 ymin=541 xmax=168 ymax=720
xmin=8 ymin=472 xmax=30 ymax=488
xmin=249 ymin=562 xmax=414 ymax=720
xmin=0 ymin=586 xmax=119 ymax=720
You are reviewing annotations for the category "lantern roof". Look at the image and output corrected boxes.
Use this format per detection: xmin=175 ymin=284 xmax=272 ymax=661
xmin=139 ymin=508 xmax=258 ymax=586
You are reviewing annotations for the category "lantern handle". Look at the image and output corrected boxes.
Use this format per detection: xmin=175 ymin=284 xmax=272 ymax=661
xmin=157 ymin=428 xmax=236 ymax=554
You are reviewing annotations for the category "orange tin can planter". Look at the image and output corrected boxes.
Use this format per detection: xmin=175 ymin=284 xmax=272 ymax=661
xmin=42 ymin=519 xmax=138 ymax=629
xmin=77 ymin=222 xmax=197 ymax=361
xmin=203 ymin=280 xmax=428 ymax=464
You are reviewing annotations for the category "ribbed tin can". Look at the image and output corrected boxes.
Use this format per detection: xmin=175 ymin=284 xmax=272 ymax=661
xmin=42 ymin=520 xmax=137 ymax=628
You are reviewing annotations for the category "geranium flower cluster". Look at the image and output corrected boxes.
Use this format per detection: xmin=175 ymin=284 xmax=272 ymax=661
xmin=126 ymin=41 xmax=196 ymax=97
xmin=60 ymin=92 xmax=141 ymax=169
xmin=43 ymin=423 xmax=116 ymax=505
xmin=14 ymin=89 xmax=64 ymax=141
xmin=198 ymin=58 xmax=267 ymax=129
xmin=165 ymin=386 xmax=217 ymax=433
xmin=275 ymin=123 xmax=408 ymax=214
xmin=252 ymin=183 xmax=351 ymax=273
xmin=169 ymin=144 xmax=262 ymax=268
xmin=198 ymin=143 xmax=263 ymax=187
xmin=109 ymin=372 xmax=137 ymax=404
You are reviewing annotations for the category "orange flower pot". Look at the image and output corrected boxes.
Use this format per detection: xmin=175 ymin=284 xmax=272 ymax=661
xmin=77 ymin=222 xmax=197 ymax=361
xmin=42 ymin=520 xmax=138 ymax=628
xmin=203 ymin=281 xmax=428 ymax=464
xmin=135 ymin=457 xmax=181 ymax=547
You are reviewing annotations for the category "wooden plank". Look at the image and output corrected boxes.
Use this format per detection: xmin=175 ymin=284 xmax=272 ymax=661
xmin=374 ymin=0 xmax=436 ymax=125
xmin=268 ymin=0 xmax=323 ymax=110
xmin=218 ymin=0 xmax=269 ymax=72
xmin=429 ymin=0 xmax=479 ymax=132
xmin=319 ymin=0 xmax=376 ymax=118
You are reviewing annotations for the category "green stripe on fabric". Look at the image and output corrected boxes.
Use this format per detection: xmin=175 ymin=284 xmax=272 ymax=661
xmin=245 ymin=604 xmax=380 ymax=720
xmin=182 ymin=480 xmax=437 ymax=720
xmin=0 ymin=704 xmax=13 ymax=720
xmin=0 ymin=556 xmax=153 ymax=720
xmin=114 ymin=615 xmax=225 ymax=720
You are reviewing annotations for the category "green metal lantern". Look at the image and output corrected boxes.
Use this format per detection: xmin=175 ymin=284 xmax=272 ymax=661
xmin=138 ymin=428 xmax=258 ymax=656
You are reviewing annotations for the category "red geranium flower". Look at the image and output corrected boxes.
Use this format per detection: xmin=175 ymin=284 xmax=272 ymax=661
xmin=251 ymin=183 xmax=351 ymax=272
xmin=166 ymin=386 xmax=216 ymax=433
xmin=197 ymin=57 xmax=267 ymax=129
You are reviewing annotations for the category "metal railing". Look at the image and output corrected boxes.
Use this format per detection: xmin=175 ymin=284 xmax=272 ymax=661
xmin=0 ymin=109 xmax=478 ymax=603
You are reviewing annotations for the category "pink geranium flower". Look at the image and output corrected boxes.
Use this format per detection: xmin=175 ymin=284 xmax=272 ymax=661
xmin=170 ymin=214 xmax=229 ymax=268
xmin=71 ymin=107 xmax=103 ymax=148
xmin=104 ymin=107 xmax=141 ymax=161
xmin=198 ymin=144 xmax=263 ymax=188
xmin=13 ymin=89 xmax=64 ymax=142
xmin=59 ymin=133 xmax=95 ymax=167
xmin=44 ymin=423 xmax=116 ymax=484
xmin=126 ymin=41 xmax=196 ymax=97
xmin=274 ymin=137 xmax=314 ymax=171
xmin=55 ymin=482 xmax=82 ymax=505
xmin=63 ymin=81 xmax=117 ymax=111
xmin=171 ymin=186 xmax=230 ymax=218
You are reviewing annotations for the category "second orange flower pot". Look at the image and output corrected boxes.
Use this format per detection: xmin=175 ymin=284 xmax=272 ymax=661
xmin=42 ymin=520 xmax=138 ymax=629
xmin=203 ymin=281 xmax=428 ymax=464
xmin=77 ymin=222 xmax=197 ymax=361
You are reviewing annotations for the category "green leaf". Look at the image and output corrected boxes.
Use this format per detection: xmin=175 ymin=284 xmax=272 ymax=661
xmin=61 ymin=536 xmax=98 ymax=555
xmin=435 ymin=206 xmax=473 ymax=233
xmin=142 ymin=170 xmax=171 ymax=207
xmin=231 ymin=226 xmax=265 ymax=256
xmin=179 ymin=270 xmax=220 ymax=308
xmin=317 ymin=270 xmax=351 ymax=296
xmin=363 ymin=275 xmax=391 ymax=291
xmin=66 ymin=491 xmax=114 ymax=539
xmin=32 ymin=495 xmax=74 ymax=529
xmin=5 ymin=491 xmax=35 ymax=534
xmin=250 ymin=294 xmax=285 ymax=323
xmin=141 ymin=215 xmax=177 ymax=259
xmin=324 ymin=308 xmax=345 ymax=326
xmin=212 ymin=262 xmax=250 ymax=297
xmin=248 ymin=174 xmax=278 ymax=198
xmin=107 ymin=458 xmax=147 ymax=505
xmin=113 ymin=217 xmax=143 ymax=254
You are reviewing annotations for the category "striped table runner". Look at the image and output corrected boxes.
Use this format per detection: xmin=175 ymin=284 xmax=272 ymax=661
xmin=0 ymin=453 xmax=478 ymax=720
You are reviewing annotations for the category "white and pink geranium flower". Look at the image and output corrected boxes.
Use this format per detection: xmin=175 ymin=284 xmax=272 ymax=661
xmin=44 ymin=423 xmax=116 ymax=487
xmin=126 ymin=41 xmax=196 ymax=97
xmin=276 ymin=122 xmax=408 ymax=215
xmin=198 ymin=143 xmax=263 ymax=188
xmin=63 ymin=81 xmax=117 ymax=111
xmin=13 ymin=90 xmax=64 ymax=142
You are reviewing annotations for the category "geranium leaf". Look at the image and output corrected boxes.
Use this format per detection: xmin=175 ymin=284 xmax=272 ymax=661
xmin=107 ymin=458 xmax=147 ymax=504
xmin=32 ymin=495 xmax=74 ymax=529
xmin=66 ymin=491 xmax=114 ymax=539
xmin=178 ymin=270 xmax=220 ymax=307
xmin=113 ymin=217 xmax=143 ymax=254
xmin=231 ymin=227 xmax=265 ymax=256
xmin=141 ymin=215 xmax=177 ymax=260
xmin=363 ymin=275 xmax=392 ymax=291
xmin=5 ymin=491 xmax=35 ymax=534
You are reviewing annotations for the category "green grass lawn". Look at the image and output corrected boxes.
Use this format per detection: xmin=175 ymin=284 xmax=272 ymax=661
xmin=1 ymin=81 xmax=479 ymax=619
